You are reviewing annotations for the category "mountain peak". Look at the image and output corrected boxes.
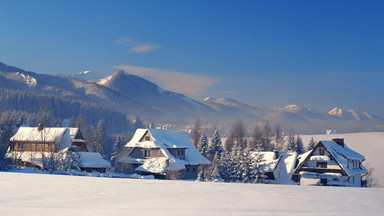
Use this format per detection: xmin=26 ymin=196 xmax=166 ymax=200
xmin=328 ymin=107 xmax=343 ymax=118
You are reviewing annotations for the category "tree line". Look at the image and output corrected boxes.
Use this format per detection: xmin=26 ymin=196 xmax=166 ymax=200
xmin=190 ymin=118 xmax=316 ymax=183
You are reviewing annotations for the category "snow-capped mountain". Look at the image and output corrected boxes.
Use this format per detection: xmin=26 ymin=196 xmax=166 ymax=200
xmin=1 ymin=61 xmax=383 ymax=133
xmin=327 ymin=107 xmax=376 ymax=122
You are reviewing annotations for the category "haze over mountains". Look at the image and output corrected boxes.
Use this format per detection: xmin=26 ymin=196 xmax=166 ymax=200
xmin=0 ymin=61 xmax=383 ymax=134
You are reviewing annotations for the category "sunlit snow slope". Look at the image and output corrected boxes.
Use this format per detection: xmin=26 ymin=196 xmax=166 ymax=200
xmin=0 ymin=172 xmax=383 ymax=216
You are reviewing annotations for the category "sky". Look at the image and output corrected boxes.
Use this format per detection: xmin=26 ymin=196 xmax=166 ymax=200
xmin=0 ymin=0 xmax=383 ymax=115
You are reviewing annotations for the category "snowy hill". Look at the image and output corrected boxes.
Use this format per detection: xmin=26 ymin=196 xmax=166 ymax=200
xmin=0 ymin=172 xmax=383 ymax=216
xmin=1 ymin=61 xmax=384 ymax=133
xmin=300 ymin=132 xmax=384 ymax=187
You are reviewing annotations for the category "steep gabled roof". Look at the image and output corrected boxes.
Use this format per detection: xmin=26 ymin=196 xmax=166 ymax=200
xmin=320 ymin=141 xmax=367 ymax=176
xmin=293 ymin=140 xmax=367 ymax=177
xmin=125 ymin=128 xmax=211 ymax=166
xmin=10 ymin=126 xmax=73 ymax=151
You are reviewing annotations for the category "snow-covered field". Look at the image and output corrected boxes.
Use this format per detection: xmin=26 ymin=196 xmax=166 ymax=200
xmin=301 ymin=132 xmax=384 ymax=187
xmin=0 ymin=172 xmax=383 ymax=216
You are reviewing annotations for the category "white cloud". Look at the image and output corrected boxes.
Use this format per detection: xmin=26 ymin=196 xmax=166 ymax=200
xmin=115 ymin=37 xmax=161 ymax=53
xmin=112 ymin=65 xmax=216 ymax=96
xmin=129 ymin=44 xmax=160 ymax=53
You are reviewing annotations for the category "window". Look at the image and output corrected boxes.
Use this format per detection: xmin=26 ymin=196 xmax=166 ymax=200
xmin=332 ymin=178 xmax=339 ymax=181
xmin=192 ymin=167 xmax=196 ymax=172
xmin=177 ymin=149 xmax=185 ymax=158
xmin=144 ymin=149 xmax=150 ymax=158
xmin=145 ymin=136 xmax=150 ymax=141
xmin=319 ymin=148 xmax=325 ymax=155
xmin=316 ymin=162 xmax=327 ymax=168
xmin=186 ymin=167 xmax=190 ymax=172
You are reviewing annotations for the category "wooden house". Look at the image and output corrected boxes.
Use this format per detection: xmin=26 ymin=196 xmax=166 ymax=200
xmin=117 ymin=128 xmax=211 ymax=179
xmin=254 ymin=151 xmax=298 ymax=184
xmin=7 ymin=126 xmax=111 ymax=172
xmin=292 ymin=138 xmax=367 ymax=187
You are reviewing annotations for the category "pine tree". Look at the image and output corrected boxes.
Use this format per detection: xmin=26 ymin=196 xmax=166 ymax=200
xmin=217 ymin=152 xmax=231 ymax=182
xmin=111 ymin=134 xmax=125 ymax=164
xmin=239 ymin=145 xmax=253 ymax=183
xmin=92 ymin=119 xmax=106 ymax=157
xmin=229 ymin=144 xmax=242 ymax=182
xmin=295 ymin=135 xmax=304 ymax=154
xmin=198 ymin=132 xmax=209 ymax=157
xmin=207 ymin=152 xmax=223 ymax=182
xmin=284 ymin=132 xmax=296 ymax=152
xmin=208 ymin=130 xmax=224 ymax=160
xmin=307 ymin=137 xmax=316 ymax=151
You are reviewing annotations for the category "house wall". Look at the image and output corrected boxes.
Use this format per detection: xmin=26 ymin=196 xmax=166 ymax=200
xmin=302 ymin=147 xmax=341 ymax=170
xmin=167 ymin=148 xmax=186 ymax=160
xmin=71 ymin=142 xmax=88 ymax=152
xmin=11 ymin=141 xmax=56 ymax=152
xmin=300 ymin=176 xmax=321 ymax=186
xmin=182 ymin=165 xmax=199 ymax=179
xmin=129 ymin=147 xmax=165 ymax=159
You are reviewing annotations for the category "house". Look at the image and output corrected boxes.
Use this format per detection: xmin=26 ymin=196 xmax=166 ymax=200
xmin=6 ymin=126 xmax=111 ymax=172
xmin=117 ymin=128 xmax=211 ymax=179
xmin=255 ymin=151 xmax=298 ymax=184
xmin=292 ymin=138 xmax=367 ymax=187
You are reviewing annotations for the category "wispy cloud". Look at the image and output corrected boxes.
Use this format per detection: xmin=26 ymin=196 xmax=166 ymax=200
xmin=129 ymin=44 xmax=160 ymax=53
xmin=112 ymin=65 xmax=216 ymax=96
xmin=115 ymin=37 xmax=161 ymax=53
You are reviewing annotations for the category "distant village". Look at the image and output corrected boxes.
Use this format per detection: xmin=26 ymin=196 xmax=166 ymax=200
xmin=0 ymin=118 xmax=369 ymax=187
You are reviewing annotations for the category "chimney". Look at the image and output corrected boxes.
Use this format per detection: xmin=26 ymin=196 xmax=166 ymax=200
xmin=273 ymin=150 xmax=279 ymax=160
xmin=332 ymin=138 xmax=344 ymax=147
xmin=37 ymin=123 xmax=44 ymax=132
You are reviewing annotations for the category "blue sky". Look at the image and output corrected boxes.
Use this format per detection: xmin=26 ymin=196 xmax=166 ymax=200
xmin=0 ymin=0 xmax=383 ymax=115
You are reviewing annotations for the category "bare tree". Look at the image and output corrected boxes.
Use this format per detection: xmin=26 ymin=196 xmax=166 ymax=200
xmin=251 ymin=124 xmax=263 ymax=151
xmin=225 ymin=119 xmax=247 ymax=152
xmin=262 ymin=121 xmax=273 ymax=151
xmin=274 ymin=123 xmax=284 ymax=151
xmin=191 ymin=116 xmax=201 ymax=148
xmin=364 ymin=162 xmax=377 ymax=187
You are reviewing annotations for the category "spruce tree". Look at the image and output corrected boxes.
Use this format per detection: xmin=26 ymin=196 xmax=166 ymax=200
xmin=111 ymin=134 xmax=125 ymax=164
xmin=307 ymin=137 xmax=316 ymax=151
xmin=208 ymin=130 xmax=224 ymax=160
xmin=284 ymin=132 xmax=296 ymax=152
xmin=198 ymin=132 xmax=209 ymax=157
xmin=295 ymin=135 xmax=304 ymax=154
xmin=92 ymin=119 xmax=106 ymax=157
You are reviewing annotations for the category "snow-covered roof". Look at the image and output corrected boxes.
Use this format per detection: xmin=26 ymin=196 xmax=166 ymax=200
xmin=68 ymin=128 xmax=85 ymax=143
xmin=320 ymin=141 xmax=367 ymax=176
xmin=294 ymin=140 xmax=367 ymax=177
xmin=251 ymin=151 xmax=298 ymax=184
xmin=125 ymin=128 xmax=211 ymax=166
xmin=10 ymin=126 xmax=73 ymax=151
xmin=78 ymin=152 xmax=111 ymax=169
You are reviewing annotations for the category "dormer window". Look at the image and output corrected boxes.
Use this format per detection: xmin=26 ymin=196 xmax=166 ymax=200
xmin=177 ymin=149 xmax=185 ymax=158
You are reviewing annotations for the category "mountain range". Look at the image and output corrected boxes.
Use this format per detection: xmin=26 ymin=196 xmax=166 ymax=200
xmin=0 ymin=61 xmax=383 ymax=134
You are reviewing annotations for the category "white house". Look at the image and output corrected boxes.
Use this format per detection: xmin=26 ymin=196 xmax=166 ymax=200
xmin=292 ymin=138 xmax=367 ymax=187
xmin=6 ymin=126 xmax=111 ymax=172
xmin=255 ymin=151 xmax=298 ymax=184
xmin=117 ymin=128 xmax=211 ymax=179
